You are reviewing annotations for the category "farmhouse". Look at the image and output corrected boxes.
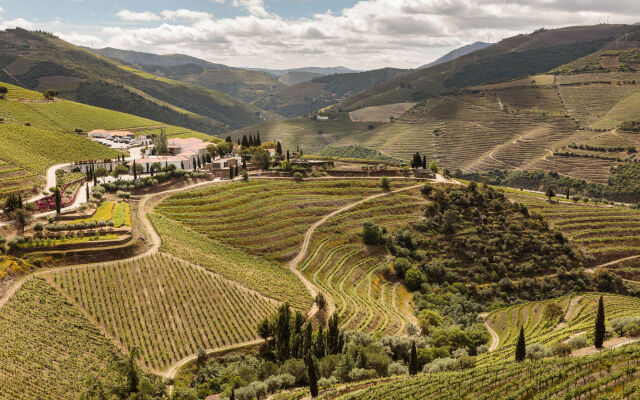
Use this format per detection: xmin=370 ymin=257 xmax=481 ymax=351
xmin=132 ymin=155 xmax=191 ymax=171
xmin=316 ymin=115 xmax=329 ymax=121
xmin=167 ymin=138 xmax=210 ymax=157
xmin=211 ymin=157 xmax=238 ymax=179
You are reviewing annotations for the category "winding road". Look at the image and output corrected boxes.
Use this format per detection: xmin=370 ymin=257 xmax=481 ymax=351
xmin=0 ymin=176 xmax=432 ymax=380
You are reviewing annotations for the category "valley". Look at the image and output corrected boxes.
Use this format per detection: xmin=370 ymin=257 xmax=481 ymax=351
xmin=4 ymin=18 xmax=640 ymax=400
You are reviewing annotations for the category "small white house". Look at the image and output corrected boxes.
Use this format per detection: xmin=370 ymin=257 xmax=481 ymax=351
xmin=316 ymin=115 xmax=329 ymax=121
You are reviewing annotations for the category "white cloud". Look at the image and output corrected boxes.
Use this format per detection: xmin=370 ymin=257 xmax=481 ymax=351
xmin=57 ymin=31 xmax=104 ymax=48
xmin=0 ymin=6 xmax=4 ymax=13
xmin=161 ymin=9 xmax=213 ymax=21
xmin=0 ymin=18 xmax=35 ymax=30
xmin=116 ymin=9 xmax=161 ymax=22
xmin=65 ymin=0 xmax=640 ymax=70
xmin=232 ymin=0 xmax=269 ymax=18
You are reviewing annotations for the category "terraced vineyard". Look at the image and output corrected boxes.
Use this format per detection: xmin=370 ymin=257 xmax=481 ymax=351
xmin=558 ymin=84 xmax=640 ymax=128
xmin=484 ymin=293 xmax=640 ymax=364
xmin=506 ymin=192 xmax=640 ymax=265
xmin=300 ymin=343 xmax=640 ymax=400
xmin=149 ymin=213 xmax=312 ymax=310
xmin=299 ymin=189 xmax=425 ymax=335
xmin=0 ymin=278 xmax=120 ymax=400
xmin=49 ymin=253 xmax=278 ymax=372
xmin=155 ymin=179 xmax=416 ymax=262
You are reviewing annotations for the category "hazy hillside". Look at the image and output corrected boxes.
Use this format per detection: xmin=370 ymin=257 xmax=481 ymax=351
xmin=0 ymin=29 xmax=267 ymax=134
xmin=250 ymin=66 xmax=356 ymax=77
xmin=419 ymin=41 xmax=492 ymax=69
xmin=252 ymin=67 xmax=409 ymax=117
xmin=337 ymin=24 xmax=640 ymax=110
xmin=86 ymin=47 xmax=229 ymax=70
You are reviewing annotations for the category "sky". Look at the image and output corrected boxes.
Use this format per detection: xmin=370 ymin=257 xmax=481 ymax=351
xmin=0 ymin=0 xmax=639 ymax=70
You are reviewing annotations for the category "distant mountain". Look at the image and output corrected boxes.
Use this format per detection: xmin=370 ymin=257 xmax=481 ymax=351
xmin=277 ymin=71 xmax=323 ymax=86
xmin=250 ymin=66 xmax=357 ymax=77
xmin=337 ymin=24 xmax=640 ymax=111
xmin=252 ymin=67 xmax=409 ymax=117
xmin=419 ymin=42 xmax=492 ymax=69
xmin=0 ymin=29 xmax=268 ymax=134
xmin=86 ymin=47 xmax=229 ymax=70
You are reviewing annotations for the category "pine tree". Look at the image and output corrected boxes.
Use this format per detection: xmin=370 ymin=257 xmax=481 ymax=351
xmin=409 ymin=341 xmax=418 ymax=375
xmin=515 ymin=326 xmax=526 ymax=362
xmin=595 ymin=295 xmax=606 ymax=348
xmin=305 ymin=351 xmax=319 ymax=398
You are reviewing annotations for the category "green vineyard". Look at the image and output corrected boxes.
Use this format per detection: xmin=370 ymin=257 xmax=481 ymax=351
xmin=298 ymin=343 xmax=640 ymax=399
xmin=155 ymin=179 xmax=416 ymax=262
xmin=149 ymin=213 xmax=313 ymax=310
xmin=0 ymin=278 xmax=120 ymax=400
xmin=49 ymin=253 xmax=279 ymax=372
xmin=484 ymin=293 xmax=640 ymax=364
xmin=300 ymin=189 xmax=425 ymax=335
xmin=506 ymin=191 xmax=640 ymax=265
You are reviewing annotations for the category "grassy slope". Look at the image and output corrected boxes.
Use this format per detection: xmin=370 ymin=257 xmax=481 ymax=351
xmin=0 ymin=29 xmax=266 ymax=134
xmin=0 ymin=278 xmax=121 ymax=400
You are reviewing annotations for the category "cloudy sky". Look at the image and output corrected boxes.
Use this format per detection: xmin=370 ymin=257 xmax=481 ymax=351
xmin=0 ymin=0 xmax=639 ymax=70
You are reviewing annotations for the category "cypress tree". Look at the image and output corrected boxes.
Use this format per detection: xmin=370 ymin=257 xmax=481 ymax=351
xmin=315 ymin=326 xmax=325 ymax=358
xmin=327 ymin=313 xmax=340 ymax=354
xmin=225 ymin=136 xmax=232 ymax=143
xmin=305 ymin=351 xmax=319 ymax=398
xmin=422 ymin=156 xmax=427 ymax=169
xmin=256 ymin=131 xmax=261 ymax=146
xmin=303 ymin=322 xmax=313 ymax=354
xmin=54 ymin=187 xmax=61 ymax=214
xmin=85 ymin=183 xmax=89 ymax=201
xmin=181 ymin=161 xmax=184 ymax=170
xmin=515 ymin=326 xmax=526 ymax=362
xmin=287 ymin=150 xmax=290 ymax=162
xmin=595 ymin=295 xmax=606 ymax=348
xmin=17 ymin=194 xmax=22 ymax=209
xmin=409 ymin=341 xmax=418 ymax=375
xmin=229 ymin=389 xmax=235 ymax=400
xmin=241 ymin=135 xmax=249 ymax=147
xmin=133 ymin=161 xmax=137 ymax=180
xmin=242 ymin=158 xmax=247 ymax=170
xmin=249 ymin=134 xmax=254 ymax=147
xmin=276 ymin=303 xmax=291 ymax=362
xmin=356 ymin=350 xmax=367 ymax=369
xmin=193 ymin=159 xmax=197 ymax=171
xmin=276 ymin=141 xmax=282 ymax=154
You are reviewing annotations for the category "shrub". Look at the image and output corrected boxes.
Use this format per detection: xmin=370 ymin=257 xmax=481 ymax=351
xmin=348 ymin=368 xmax=377 ymax=382
xmin=362 ymin=221 xmax=384 ymax=245
xmin=293 ymin=172 xmax=303 ymax=182
xmin=421 ymin=182 xmax=433 ymax=196
xmin=387 ymin=361 xmax=408 ymax=376
xmin=381 ymin=176 xmax=391 ymax=190
xmin=551 ymin=342 xmax=571 ymax=357
xmin=116 ymin=190 xmax=131 ymax=199
xmin=393 ymin=257 xmax=411 ymax=279
xmin=525 ymin=343 xmax=550 ymax=360
xmin=424 ymin=357 xmax=457 ymax=373
xmin=318 ymin=376 xmax=337 ymax=388
xmin=405 ymin=268 xmax=424 ymax=291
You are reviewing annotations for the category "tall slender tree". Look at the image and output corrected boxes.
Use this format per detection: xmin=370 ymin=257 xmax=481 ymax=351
xmin=303 ymin=322 xmax=313 ymax=355
xmin=241 ymin=135 xmax=249 ymax=148
xmin=276 ymin=303 xmax=291 ymax=362
xmin=315 ymin=326 xmax=326 ymax=358
xmin=132 ymin=160 xmax=137 ymax=180
xmin=422 ymin=156 xmax=427 ymax=169
xmin=515 ymin=326 xmax=526 ymax=362
xmin=409 ymin=341 xmax=418 ymax=375
xmin=276 ymin=141 xmax=282 ymax=155
xmin=54 ymin=187 xmax=61 ymax=214
xmin=256 ymin=131 xmax=261 ymax=146
xmin=327 ymin=313 xmax=340 ymax=354
xmin=305 ymin=351 xmax=319 ymax=398
xmin=595 ymin=295 xmax=606 ymax=348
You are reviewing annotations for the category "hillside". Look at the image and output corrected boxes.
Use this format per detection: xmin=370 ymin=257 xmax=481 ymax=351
xmin=0 ymin=29 xmax=266 ymax=134
xmin=336 ymin=24 xmax=640 ymax=110
xmin=0 ymin=80 xmax=209 ymax=199
xmin=252 ymin=67 xmax=409 ymax=117
xmin=419 ymin=42 xmax=492 ymax=69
